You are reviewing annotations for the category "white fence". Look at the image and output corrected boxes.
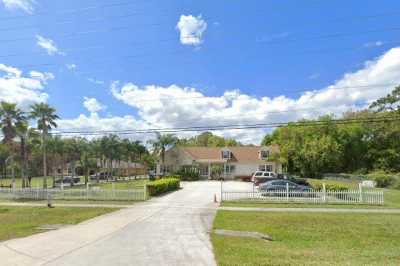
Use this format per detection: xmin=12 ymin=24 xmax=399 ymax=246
xmin=222 ymin=187 xmax=384 ymax=205
xmin=0 ymin=187 xmax=148 ymax=201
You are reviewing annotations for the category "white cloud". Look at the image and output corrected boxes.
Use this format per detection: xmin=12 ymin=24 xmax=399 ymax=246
xmin=36 ymin=35 xmax=65 ymax=56
xmin=29 ymin=71 xmax=54 ymax=83
xmin=57 ymin=113 xmax=152 ymax=143
xmin=87 ymin=77 xmax=105 ymax=85
xmin=176 ymin=14 xmax=207 ymax=46
xmin=364 ymin=41 xmax=384 ymax=48
xmin=1 ymin=0 xmax=35 ymax=13
xmin=308 ymin=73 xmax=320 ymax=80
xmin=66 ymin=63 xmax=77 ymax=70
xmin=0 ymin=64 xmax=49 ymax=109
xmin=0 ymin=64 xmax=22 ymax=78
xmin=83 ymin=97 xmax=106 ymax=113
xmin=110 ymin=47 xmax=400 ymax=144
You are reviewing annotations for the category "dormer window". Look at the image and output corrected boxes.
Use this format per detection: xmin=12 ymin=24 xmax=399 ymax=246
xmin=221 ymin=150 xmax=231 ymax=160
xmin=260 ymin=150 xmax=270 ymax=160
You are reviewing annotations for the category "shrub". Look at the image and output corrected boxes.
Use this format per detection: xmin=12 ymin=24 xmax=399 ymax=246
xmin=146 ymin=178 xmax=180 ymax=196
xmin=309 ymin=179 xmax=349 ymax=191
xmin=367 ymin=171 xmax=396 ymax=188
xmin=175 ymin=168 xmax=200 ymax=181
xmin=373 ymin=175 xmax=395 ymax=188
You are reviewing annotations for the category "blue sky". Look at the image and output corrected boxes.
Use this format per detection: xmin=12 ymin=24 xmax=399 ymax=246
xmin=1 ymin=0 xmax=400 ymax=143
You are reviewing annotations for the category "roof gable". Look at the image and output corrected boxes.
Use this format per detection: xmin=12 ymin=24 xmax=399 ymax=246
xmin=179 ymin=145 xmax=279 ymax=163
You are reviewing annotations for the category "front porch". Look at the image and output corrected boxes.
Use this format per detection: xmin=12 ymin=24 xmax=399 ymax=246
xmin=197 ymin=162 xmax=233 ymax=180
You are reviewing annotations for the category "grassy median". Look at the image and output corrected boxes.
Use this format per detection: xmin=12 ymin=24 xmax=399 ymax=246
xmin=0 ymin=206 xmax=119 ymax=242
xmin=212 ymin=211 xmax=400 ymax=265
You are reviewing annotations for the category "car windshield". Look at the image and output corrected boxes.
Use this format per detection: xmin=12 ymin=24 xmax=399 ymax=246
xmin=255 ymin=172 xmax=263 ymax=176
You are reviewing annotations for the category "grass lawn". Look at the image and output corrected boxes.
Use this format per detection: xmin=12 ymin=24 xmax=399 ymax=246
xmin=0 ymin=176 xmax=87 ymax=189
xmin=0 ymin=198 xmax=135 ymax=206
xmin=212 ymin=211 xmax=400 ymax=265
xmin=91 ymin=179 xmax=149 ymax=190
xmin=0 ymin=206 xmax=118 ymax=242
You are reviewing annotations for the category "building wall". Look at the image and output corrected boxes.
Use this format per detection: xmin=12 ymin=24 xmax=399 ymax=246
xmin=226 ymin=161 xmax=282 ymax=179
xmin=161 ymin=147 xmax=194 ymax=173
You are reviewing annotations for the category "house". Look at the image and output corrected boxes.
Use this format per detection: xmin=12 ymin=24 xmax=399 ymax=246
xmin=158 ymin=145 xmax=282 ymax=179
xmin=56 ymin=160 xmax=147 ymax=177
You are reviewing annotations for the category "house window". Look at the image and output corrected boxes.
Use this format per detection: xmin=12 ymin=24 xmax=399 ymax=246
xmin=221 ymin=150 xmax=231 ymax=160
xmin=225 ymin=165 xmax=235 ymax=174
xmin=259 ymin=164 xmax=273 ymax=172
xmin=260 ymin=150 xmax=270 ymax=160
xmin=162 ymin=165 xmax=172 ymax=173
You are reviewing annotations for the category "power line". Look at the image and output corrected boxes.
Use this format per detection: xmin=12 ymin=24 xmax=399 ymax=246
xmin=51 ymin=116 xmax=400 ymax=136
xmin=41 ymin=82 xmax=398 ymax=135
xmin=0 ymin=0 xmax=147 ymax=22
xmin=6 ymin=38 xmax=399 ymax=72
xmin=0 ymin=10 xmax=168 ymax=33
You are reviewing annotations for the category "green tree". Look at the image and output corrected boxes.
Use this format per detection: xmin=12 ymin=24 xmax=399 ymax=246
xmin=369 ymin=85 xmax=400 ymax=113
xmin=29 ymin=103 xmax=59 ymax=188
xmin=0 ymin=102 xmax=26 ymax=187
xmin=149 ymin=133 xmax=178 ymax=174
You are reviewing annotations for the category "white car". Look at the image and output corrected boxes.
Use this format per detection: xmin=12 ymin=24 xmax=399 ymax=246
xmin=251 ymin=171 xmax=276 ymax=183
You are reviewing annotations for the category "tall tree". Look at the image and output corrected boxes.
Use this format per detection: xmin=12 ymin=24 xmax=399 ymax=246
xmin=0 ymin=102 xmax=25 ymax=144
xmin=369 ymin=86 xmax=400 ymax=113
xmin=149 ymin=133 xmax=178 ymax=174
xmin=0 ymin=102 xmax=26 ymax=187
xmin=29 ymin=103 xmax=59 ymax=188
xmin=15 ymin=121 xmax=30 ymax=188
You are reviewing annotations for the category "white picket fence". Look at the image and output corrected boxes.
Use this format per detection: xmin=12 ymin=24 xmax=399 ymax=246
xmin=221 ymin=186 xmax=384 ymax=205
xmin=0 ymin=187 xmax=148 ymax=201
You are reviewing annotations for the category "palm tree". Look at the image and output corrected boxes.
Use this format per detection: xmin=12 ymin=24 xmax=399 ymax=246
xmin=15 ymin=121 xmax=30 ymax=188
xmin=148 ymin=133 xmax=177 ymax=175
xmin=0 ymin=102 xmax=26 ymax=187
xmin=0 ymin=102 xmax=25 ymax=144
xmin=29 ymin=103 xmax=59 ymax=188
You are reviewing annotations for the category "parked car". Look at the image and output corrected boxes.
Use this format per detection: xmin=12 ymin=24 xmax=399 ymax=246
xmin=252 ymin=171 xmax=276 ymax=185
xmin=54 ymin=176 xmax=81 ymax=186
xmin=259 ymin=180 xmax=311 ymax=192
xmin=89 ymin=172 xmax=110 ymax=181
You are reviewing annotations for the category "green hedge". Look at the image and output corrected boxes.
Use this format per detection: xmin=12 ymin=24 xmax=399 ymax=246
xmin=308 ymin=179 xmax=349 ymax=191
xmin=146 ymin=178 xmax=180 ymax=196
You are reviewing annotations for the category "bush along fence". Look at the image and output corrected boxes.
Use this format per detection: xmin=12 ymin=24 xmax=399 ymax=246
xmin=0 ymin=186 xmax=148 ymax=202
xmin=221 ymin=183 xmax=384 ymax=205
xmin=146 ymin=178 xmax=180 ymax=196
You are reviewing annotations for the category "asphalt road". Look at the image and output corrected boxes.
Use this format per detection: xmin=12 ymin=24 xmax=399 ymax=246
xmin=0 ymin=181 xmax=238 ymax=266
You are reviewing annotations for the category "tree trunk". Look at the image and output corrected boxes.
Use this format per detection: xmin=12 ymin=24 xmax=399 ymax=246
xmin=20 ymin=137 xmax=26 ymax=188
xmin=52 ymin=166 xmax=56 ymax=188
xmin=61 ymin=155 xmax=64 ymax=190
xmin=11 ymin=157 xmax=15 ymax=189
xmin=161 ymin=147 xmax=165 ymax=176
xmin=42 ymin=130 xmax=47 ymax=189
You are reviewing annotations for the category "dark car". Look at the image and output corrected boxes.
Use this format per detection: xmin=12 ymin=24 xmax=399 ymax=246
xmin=55 ymin=176 xmax=81 ymax=186
xmin=259 ymin=180 xmax=311 ymax=192
xmin=89 ymin=172 xmax=110 ymax=181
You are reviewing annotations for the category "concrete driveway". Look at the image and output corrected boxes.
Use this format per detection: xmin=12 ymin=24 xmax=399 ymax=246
xmin=0 ymin=181 xmax=250 ymax=266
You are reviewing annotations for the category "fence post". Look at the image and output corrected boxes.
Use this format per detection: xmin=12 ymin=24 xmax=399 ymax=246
xmin=112 ymin=182 xmax=115 ymax=200
xmin=286 ymin=183 xmax=289 ymax=202
xmin=86 ymin=183 xmax=90 ymax=201
xmin=47 ymin=190 xmax=52 ymax=208
xmin=359 ymin=183 xmax=363 ymax=203
xmin=144 ymin=184 xmax=147 ymax=200
xmin=323 ymin=183 xmax=326 ymax=203
xmin=220 ymin=179 xmax=223 ymax=202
